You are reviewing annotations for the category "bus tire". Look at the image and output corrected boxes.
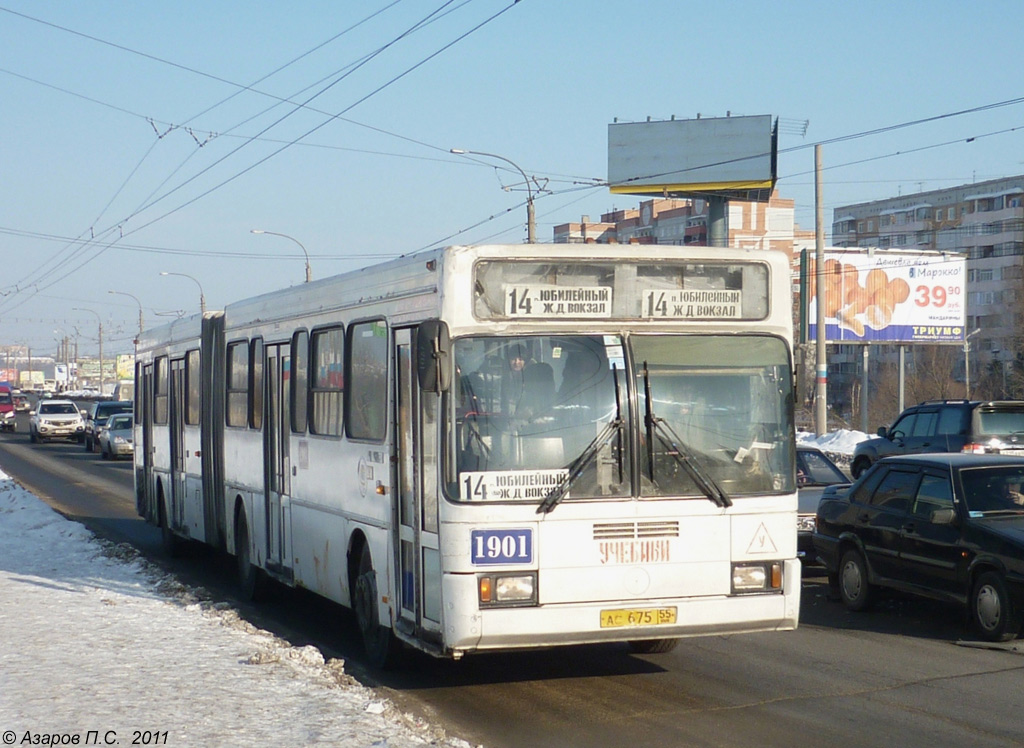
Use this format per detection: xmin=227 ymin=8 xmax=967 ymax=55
xmin=353 ymin=544 xmax=401 ymax=669
xmin=628 ymin=638 xmax=679 ymax=654
xmin=158 ymin=493 xmax=180 ymax=558
xmin=235 ymin=511 xmax=265 ymax=602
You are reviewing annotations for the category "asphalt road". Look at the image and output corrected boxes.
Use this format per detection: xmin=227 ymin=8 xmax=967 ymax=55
xmin=2 ymin=414 xmax=1023 ymax=748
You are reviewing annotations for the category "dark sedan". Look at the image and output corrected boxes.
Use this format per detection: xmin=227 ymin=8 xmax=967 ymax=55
xmin=796 ymin=445 xmax=849 ymax=567
xmin=814 ymin=453 xmax=1024 ymax=641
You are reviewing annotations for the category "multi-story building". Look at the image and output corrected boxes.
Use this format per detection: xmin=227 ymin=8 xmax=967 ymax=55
xmin=833 ymin=175 xmax=1024 ymax=396
xmin=554 ymin=191 xmax=811 ymax=254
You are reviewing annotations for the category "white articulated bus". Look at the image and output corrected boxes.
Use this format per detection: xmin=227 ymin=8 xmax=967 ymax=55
xmin=134 ymin=243 xmax=800 ymax=665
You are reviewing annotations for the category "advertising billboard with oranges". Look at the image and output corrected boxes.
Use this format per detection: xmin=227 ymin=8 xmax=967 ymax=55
xmin=806 ymin=249 xmax=966 ymax=343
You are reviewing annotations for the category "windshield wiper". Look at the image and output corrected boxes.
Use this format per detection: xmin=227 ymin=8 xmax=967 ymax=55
xmin=537 ymin=365 xmax=623 ymax=514
xmin=642 ymin=362 xmax=732 ymax=508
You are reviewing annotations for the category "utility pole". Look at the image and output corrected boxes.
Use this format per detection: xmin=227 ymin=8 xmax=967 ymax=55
xmin=815 ymin=144 xmax=827 ymax=436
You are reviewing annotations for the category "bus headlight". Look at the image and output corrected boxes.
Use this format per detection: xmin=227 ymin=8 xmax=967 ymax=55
xmin=478 ymin=572 xmax=537 ymax=607
xmin=732 ymin=562 xmax=783 ymax=593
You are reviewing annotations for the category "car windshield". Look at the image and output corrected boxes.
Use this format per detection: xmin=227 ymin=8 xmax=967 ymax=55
xmin=797 ymin=449 xmax=848 ymax=485
xmin=108 ymin=415 xmax=132 ymax=430
xmin=446 ymin=333 xmax=794 ymax=506
xmin=40 ymin=403 xmax=77 ymax=415
xmin=960 ymin=465 xmax=1024 ymax=515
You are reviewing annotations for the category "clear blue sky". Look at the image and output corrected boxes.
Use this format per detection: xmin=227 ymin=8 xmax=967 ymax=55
xmin=3 ymin=0 xmax=1024 ymax=356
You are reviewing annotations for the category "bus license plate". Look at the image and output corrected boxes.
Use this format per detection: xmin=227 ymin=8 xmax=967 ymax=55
xmin=600 ymin=607 xmax=677 ymax=628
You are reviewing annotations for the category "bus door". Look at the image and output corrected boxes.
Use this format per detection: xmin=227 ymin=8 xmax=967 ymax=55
xmin=263 ymin=343 xmax=290 ymax=574
xmin=394 ymin=328 xmax=442 ymax=637
xmin=169 ymin=357 xmax=186 ymax=531
xmin=139 ymin=363 xmax=154 ymax=520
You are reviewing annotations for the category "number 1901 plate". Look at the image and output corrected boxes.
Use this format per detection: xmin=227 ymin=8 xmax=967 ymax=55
xmin=600 ymin=607 xmax=677 ymax=628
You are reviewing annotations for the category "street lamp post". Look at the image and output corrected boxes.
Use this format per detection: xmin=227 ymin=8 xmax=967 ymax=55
xmin=160 ymin=272 xmax=206 ymax=315
xmin=108 ymin=290 xmax=144 ymax=342
xmin=73 ymin=307 xmax=104 ymax=394
xmin=964 ymin=328 xmax=981 ymax=399
xmin=250 ymin=229 xmax=312 ymax=283
xmin=450 ymin=148 xmax=536 ymax=243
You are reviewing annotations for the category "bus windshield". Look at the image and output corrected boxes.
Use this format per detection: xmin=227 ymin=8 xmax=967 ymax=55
xmin=447 ymin=333 xmax=794 ymax=504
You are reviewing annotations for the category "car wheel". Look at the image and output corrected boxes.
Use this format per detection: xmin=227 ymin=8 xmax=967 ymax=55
xmin=627 ymin=638 xmax=680 ymax=654
xmin=850 ymin=457 xmax=871 ymax=479
xmin=839 ymin=548 xmax=874 ymax=612
xmin=971 ymin=571 xmax=1022 ymax=642
xmin=353 ymin=544 xmax=402 ymax=668
xmin=29 ymin=429 xmax=37 ymax=444
xmin=101 ymin=445 xmax=109 ymax=460
xmin=235 ymin=510 xmax=265 ymax=601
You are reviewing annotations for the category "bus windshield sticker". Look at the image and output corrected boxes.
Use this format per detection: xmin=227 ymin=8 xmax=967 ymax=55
xmin=471 ymin=528 xmax=533 ymax=565
xmin=461 ymin=469 xmax=570 ymax=502
xmin=504 ymin=285 xmax=612 ymax=318
xmin=642 ymin=289 xmax=742 ymax=319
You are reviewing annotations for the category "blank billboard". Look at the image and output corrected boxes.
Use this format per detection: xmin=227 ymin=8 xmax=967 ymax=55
xmin=608 ymin=115 xmax=777 ymax=201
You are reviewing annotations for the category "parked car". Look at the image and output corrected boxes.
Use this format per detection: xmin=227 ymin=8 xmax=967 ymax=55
xmin=814 ymin=453 xmax=1024 ymax=642
xmin=29 ymin=399 xmax=86 ymax=443
xmin=796 ymin=445 xmax=850 ymax=566
xmin=83 ymin=400 xmax=132 ymax=452
xmin=0 ymin=386 xmax=15 ymax=432
xmin=850 ymin=399 xmax=1024 ymax=479
xmin=97 ymin=413 xmax=133 ymax=460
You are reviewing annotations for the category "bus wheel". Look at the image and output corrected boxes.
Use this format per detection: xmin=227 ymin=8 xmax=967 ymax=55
xmin=158 ymin=495 xmax=180 ymax=558
xmin=627 ymin=638 xmax=679 ymax=654
xmin=235 ymin=511 xmax=264 ymax=601
xmin=353 ymin=544 xmax=401 ymax=668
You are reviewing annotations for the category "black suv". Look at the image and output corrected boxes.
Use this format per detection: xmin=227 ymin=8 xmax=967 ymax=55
xmin=83 ymin=400 xmax=133 ymax=452
xmin=814 ymin=453 xmax=1024 ymax=641
xmin=850 ymin=400 xmax=1024 ymax=479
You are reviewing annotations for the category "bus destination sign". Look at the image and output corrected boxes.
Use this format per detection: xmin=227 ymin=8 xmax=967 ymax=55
xmin=461 ymin=469 xmax=570 ymax=502
xmin=642 ymin=289 xmax=743 ymax=319
xmin=504 ymin=285 xmax=612 ymax=318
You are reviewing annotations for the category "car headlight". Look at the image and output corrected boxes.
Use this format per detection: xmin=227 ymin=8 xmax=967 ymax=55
xmin=732 ymin=562 xmax=783 ymax=593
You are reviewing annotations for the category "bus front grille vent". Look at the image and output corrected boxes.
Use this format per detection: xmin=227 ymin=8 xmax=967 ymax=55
xmin=593 ymin=521 xmax=679 ymax=540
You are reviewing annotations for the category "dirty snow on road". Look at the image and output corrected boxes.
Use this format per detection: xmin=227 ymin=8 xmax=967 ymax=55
xmin=0 ymin=470 xmax=476 ymax=747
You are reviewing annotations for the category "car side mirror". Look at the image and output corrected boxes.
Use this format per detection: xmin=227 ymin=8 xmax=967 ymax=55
xmin=931 ymin=508 xmax=957 ymax=525
xmin=80 ymin=410 xmax=88 ymax=417
xmin=876 ymin=426 xmax=888 ymax=438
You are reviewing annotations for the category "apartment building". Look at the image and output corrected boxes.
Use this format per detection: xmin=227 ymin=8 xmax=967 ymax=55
xmin=832 ymin=175 xmax=1024 ymax=396
xmin=554 ymin=191 xmax=811 ymax=254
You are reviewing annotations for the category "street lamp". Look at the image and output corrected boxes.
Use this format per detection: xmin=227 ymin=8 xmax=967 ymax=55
xmin=964 ymin=328 xmax=981 ymax=399
xmin=160 ymin=271 xmax=206 ymax=315
xmin=250 ymin=229 xmax=311 ymax=282
xmin=450 ymin=148 xmax=536 ymax=243
xmin=108 ymin=290 xmax=144 ymax=342
xmin=73 ymin=307 xmax=104 ymax=395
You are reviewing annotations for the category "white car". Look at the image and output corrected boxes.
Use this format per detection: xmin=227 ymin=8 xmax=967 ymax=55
xmin=98 ymin=413 xmax=134 ymax=460
xmin=30 ymin=399 xmax=86 ymax=443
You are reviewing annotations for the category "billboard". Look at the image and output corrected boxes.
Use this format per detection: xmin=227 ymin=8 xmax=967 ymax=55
xmin=806 ymin=249 xmax=966 ymax=343
xmin=608 ymin=114 xmax=777 ymax=201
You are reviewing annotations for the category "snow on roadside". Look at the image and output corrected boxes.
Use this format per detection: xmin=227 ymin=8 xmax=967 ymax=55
xmin=796 ymin=428 xmax=868 ymax=456
xmin=0 ymin=470 xmax=477 ymax=747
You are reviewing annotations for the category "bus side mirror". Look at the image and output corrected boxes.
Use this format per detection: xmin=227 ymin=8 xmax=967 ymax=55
xmin=416 ymin=319 xmax=451 ymax=393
